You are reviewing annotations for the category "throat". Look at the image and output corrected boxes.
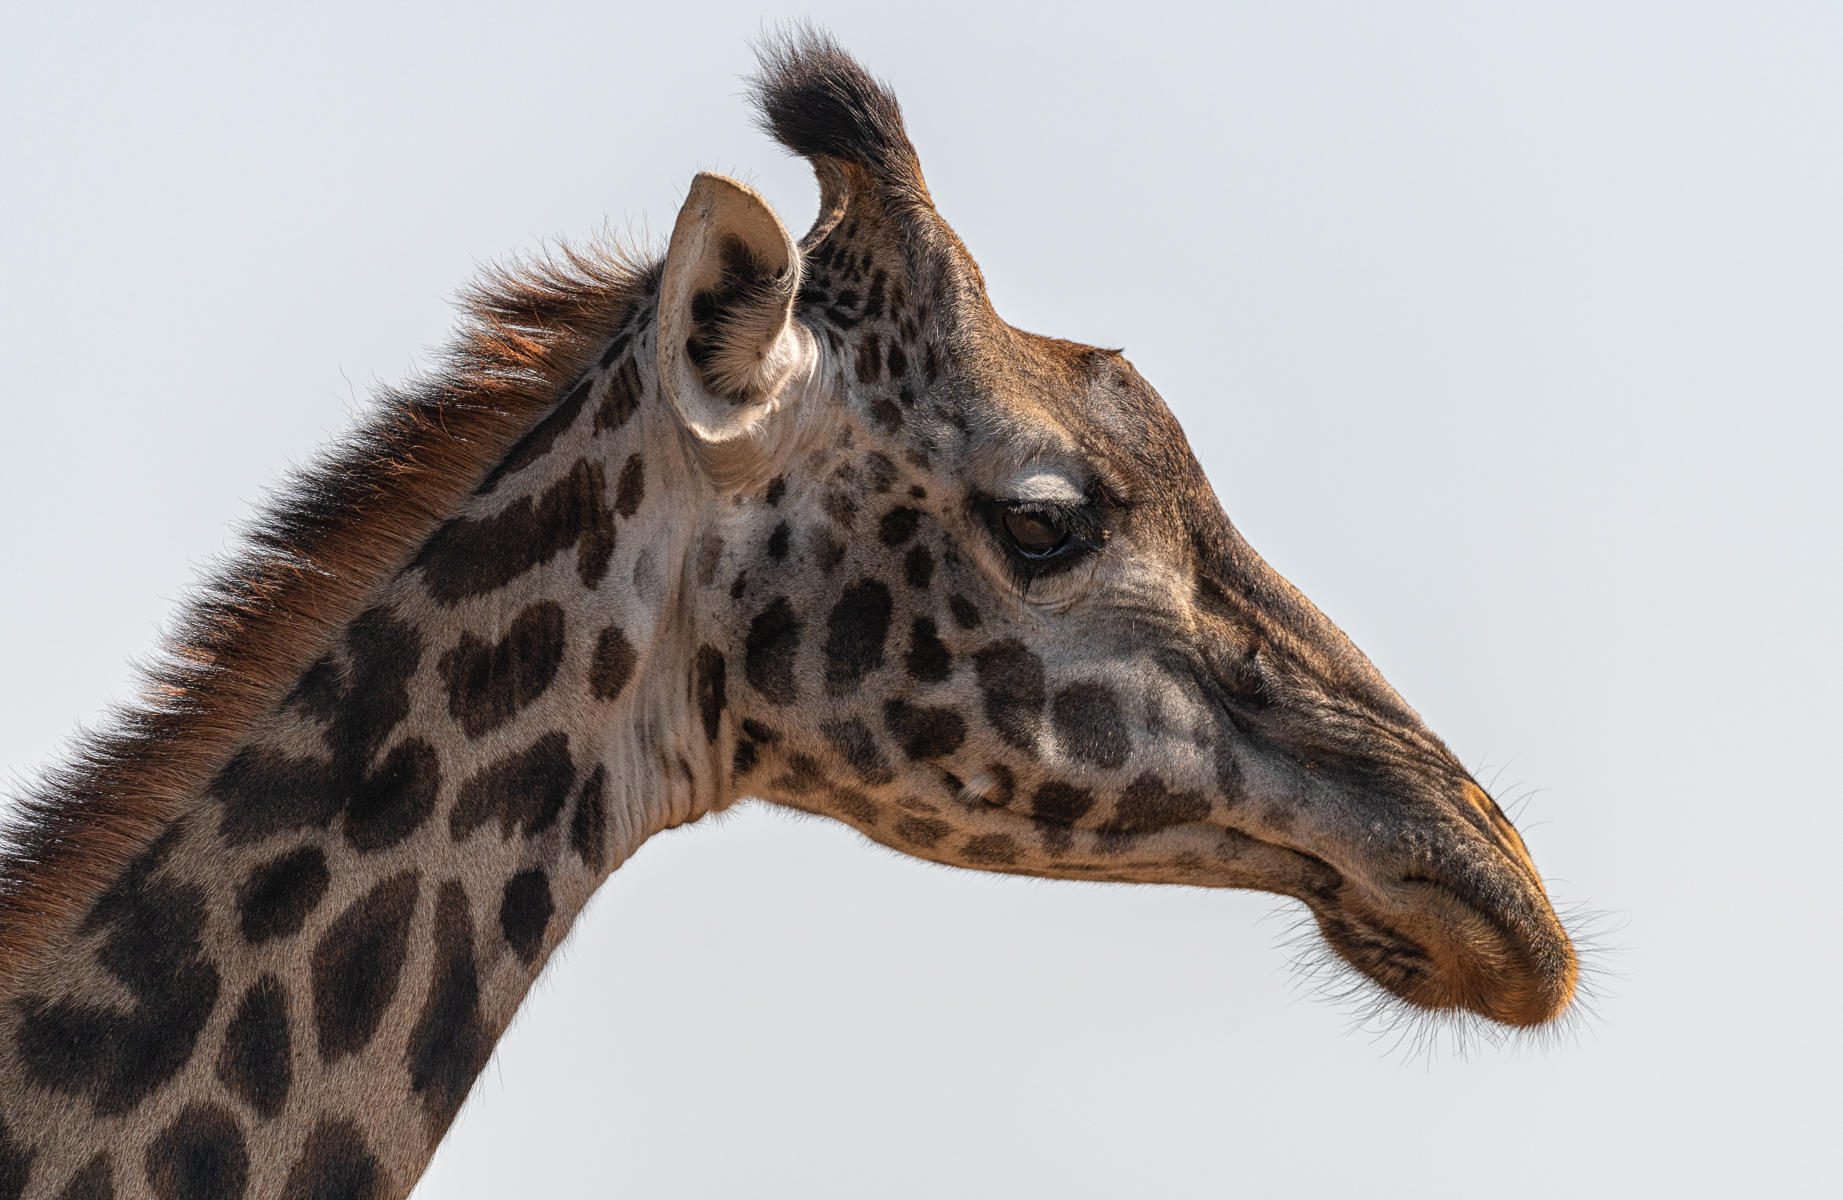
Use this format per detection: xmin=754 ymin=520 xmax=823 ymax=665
xmin=0 ymin=320 xmax=724 ymax=1198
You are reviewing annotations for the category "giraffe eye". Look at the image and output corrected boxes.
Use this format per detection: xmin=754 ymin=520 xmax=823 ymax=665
xmin=1002 ymin=509 xmax=1067 ymax=556
xmin=975 ymin=496 xmax=1105 ymax=583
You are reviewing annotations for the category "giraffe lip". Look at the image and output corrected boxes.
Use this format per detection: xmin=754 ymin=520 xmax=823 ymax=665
xmin=1312 ymin=870 xmax=1578 ymax=1028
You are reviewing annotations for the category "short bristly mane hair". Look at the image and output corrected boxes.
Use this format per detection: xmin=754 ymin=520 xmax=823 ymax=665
xmin=0 ymin=242 xmax=658 ymax=987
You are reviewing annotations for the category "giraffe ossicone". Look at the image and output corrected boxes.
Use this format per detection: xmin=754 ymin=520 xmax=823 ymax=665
xmin=0 ymin=30 xmax=1578 ymax=1199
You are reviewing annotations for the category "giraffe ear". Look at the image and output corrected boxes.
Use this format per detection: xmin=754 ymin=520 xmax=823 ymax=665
xmin=657 ymin=172 xmax=813 ymax=443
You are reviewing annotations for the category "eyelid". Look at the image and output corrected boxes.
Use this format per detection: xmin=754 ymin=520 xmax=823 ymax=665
xmin=1008 ymin=470 xmax=1087 ymax=503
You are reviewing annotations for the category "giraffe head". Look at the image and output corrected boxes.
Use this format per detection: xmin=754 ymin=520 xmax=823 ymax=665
xmin=662 ymin=34 xmax=1576 ymax=1028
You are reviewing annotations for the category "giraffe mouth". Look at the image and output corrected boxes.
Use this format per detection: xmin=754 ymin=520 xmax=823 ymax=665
xmin=1305 ymin=869 xmax=1578 ymax=1028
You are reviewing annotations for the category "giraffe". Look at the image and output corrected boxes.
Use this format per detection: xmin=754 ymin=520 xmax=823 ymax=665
xmin=0 ymin=32 xmax=1577 ymax=1200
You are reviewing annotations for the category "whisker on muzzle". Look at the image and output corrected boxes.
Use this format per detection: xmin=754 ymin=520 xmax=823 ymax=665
xmin=1264 ymin=891 xmax=1621 ymax=1062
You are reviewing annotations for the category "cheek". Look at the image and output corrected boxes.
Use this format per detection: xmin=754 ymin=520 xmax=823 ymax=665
xmin=950 ymin=647 xmax=1228 ymax=813
xmin=722 ymin=465 xmax=1231 ymax=819
xmin=962 ymin=637 xmax=1221 ymax=772
xmin=1042 ymin=682 xmax=1220 ymax=794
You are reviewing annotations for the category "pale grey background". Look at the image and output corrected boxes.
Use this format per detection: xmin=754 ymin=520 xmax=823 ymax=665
xmin=3 ymin=2 xmax=1839 ymax=1196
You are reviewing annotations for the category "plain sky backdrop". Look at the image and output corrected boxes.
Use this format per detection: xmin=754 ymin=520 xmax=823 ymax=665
xmin=3 ymin=2 xmax=1839 ymax=1196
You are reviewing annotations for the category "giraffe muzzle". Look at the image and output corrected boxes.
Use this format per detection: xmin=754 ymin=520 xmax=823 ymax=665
xmin=1308 ymin=843 xmax=1579 ymax=1028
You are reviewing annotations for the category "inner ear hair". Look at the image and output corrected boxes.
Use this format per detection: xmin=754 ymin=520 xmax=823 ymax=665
xmin=686 ymin=236 xmax=797 ymax=403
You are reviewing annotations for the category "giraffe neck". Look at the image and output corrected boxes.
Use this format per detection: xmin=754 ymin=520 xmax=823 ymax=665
xmin=0 ymin=309 xmax=730 ymax=1198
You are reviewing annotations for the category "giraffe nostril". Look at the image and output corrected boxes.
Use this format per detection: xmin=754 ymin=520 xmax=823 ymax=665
xmin=1455 ymin=783 xmax=1546 ymax=888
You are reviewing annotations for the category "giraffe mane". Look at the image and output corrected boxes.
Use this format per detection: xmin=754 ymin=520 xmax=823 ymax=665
xmin=0 ymin=237 xmax=660 ymax=990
